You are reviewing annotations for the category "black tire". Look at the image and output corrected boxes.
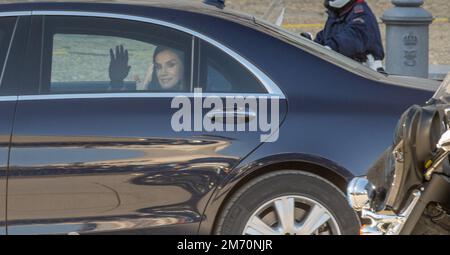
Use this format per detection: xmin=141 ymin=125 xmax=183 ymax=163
xmin=214 ymin=170 xmax=360 ymax=235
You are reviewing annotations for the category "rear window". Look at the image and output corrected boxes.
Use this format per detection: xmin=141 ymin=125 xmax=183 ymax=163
xmin=199 ymin=40 xmax=267 ymax=93
xmin=0 ymin=17 xmax=17 ymax=88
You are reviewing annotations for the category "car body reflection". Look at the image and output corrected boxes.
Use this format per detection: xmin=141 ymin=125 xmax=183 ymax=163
xmin=7 ymin=136 xmax=238 ymax=234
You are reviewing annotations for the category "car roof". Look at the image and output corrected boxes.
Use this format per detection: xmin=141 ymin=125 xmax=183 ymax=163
xmin=0 ymin=0 xmax=217 ymax=9
xmin=0 ymin=0 xmax=261 ymax=37
xmin=0 ymin=0 xmax=255 ymax=20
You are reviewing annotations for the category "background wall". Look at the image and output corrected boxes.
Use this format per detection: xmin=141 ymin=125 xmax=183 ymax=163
xmin=221 ymin=0 xmax=450 ymax=65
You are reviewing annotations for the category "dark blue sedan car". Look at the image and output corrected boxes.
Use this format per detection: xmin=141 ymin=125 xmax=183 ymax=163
xmin=0 ymin=0 xmax=440 ymax=235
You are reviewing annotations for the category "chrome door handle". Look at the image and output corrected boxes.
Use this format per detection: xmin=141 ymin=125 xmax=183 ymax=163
xmin=206 ymin=109 xmax=256 ymax=124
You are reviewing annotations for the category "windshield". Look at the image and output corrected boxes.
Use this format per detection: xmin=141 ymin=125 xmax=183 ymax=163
xmin=432 ymin=73 xmax=450 ymax=103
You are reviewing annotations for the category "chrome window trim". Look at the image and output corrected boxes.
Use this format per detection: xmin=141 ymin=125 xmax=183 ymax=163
xmin=0 ymin=11 xmax=32 ymax=17
xmin=30 ymin=10 xmax=285 ymax=99
xmin=0 ymin=95 xmax=18 ymax=102
xmin=18 ymin=93 xmax=280 ymax=101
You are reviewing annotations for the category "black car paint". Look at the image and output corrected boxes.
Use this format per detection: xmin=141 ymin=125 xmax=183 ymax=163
xmin=0 ymin=100 xmax=14 ymax=235
xmin=0 ymin=1 xmax=434 ymax=234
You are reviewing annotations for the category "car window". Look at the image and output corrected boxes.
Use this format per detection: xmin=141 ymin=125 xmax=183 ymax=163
xmin=199 ymin=40 xmax=267 ymax=93
xmin=0 ymin=17 xmax=18 ymax=94
xmin=41 ymin=16 xmax=192 ymax=94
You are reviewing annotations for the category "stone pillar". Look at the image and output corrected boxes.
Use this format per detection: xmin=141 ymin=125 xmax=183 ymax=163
xmin=381 ymin=0 xmax=433 ymax=78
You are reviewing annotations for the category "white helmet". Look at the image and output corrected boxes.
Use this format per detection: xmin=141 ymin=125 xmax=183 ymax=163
xmin=324 ymin=0 xmax=356 ymax=11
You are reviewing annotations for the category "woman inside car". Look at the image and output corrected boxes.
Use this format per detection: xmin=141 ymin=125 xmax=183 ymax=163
xmin=109 ymin=45 xmax=186 ymax=92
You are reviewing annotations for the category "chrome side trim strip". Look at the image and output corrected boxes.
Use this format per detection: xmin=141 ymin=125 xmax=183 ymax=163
xmin=0 ymin=96 xmax=18 ymax=102
xmin=18 ymin=93 xmax=280 ymax=101
xmin=31 ymin=10 xmax=285 ymax=98
xmin=0 ymin=11 xmax=32 ymax=17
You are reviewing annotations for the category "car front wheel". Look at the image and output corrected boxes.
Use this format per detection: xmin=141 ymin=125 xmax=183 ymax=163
xmin=214 ymin=170 xmax=360 ymax=235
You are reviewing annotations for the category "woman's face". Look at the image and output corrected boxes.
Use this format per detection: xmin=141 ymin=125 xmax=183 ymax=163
xmin=154 ymin=50 xmax=184 ymax=90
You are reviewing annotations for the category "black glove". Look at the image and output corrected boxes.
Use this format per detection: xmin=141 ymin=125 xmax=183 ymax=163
xmin=109 ymin=45 xmax=131 ymax=89
xmin=377 ymin=67 xmax=388 ymax=75
xmin=300 ymin=32 xmax=313 ymax=41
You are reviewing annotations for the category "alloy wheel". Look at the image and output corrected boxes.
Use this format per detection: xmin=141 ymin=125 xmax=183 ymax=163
xmin=243 ymin=195 xmax=341 ymax=235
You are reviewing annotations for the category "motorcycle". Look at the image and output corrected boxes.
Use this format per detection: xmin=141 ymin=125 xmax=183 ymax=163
xmin=347 ymin=75 xmax=450 ymax=235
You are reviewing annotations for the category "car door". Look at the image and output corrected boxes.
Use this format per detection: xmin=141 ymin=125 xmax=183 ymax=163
xmin=0 ymin=14 xmax=29 ymax=235
xmin=6 ymin=13 xmax=286 ymax=235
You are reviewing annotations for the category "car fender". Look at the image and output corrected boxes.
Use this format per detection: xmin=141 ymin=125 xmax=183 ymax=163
xmin=198 ymin=152 xmax=354 ymax=234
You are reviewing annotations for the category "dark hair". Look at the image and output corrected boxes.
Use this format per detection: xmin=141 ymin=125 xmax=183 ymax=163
xmin=149 ymin=46 xmax=186 ymax=91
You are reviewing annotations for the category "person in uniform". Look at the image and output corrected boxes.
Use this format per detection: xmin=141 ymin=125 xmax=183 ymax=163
xmin=303 ymin=0 xmax=386 ymax=73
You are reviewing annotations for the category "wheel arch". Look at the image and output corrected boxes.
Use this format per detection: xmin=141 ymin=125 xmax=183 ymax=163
xmin=200 ymin=153 xmax=356 ymax=234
